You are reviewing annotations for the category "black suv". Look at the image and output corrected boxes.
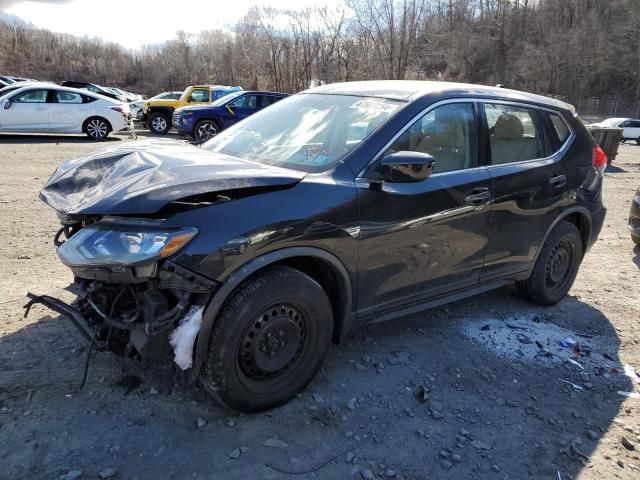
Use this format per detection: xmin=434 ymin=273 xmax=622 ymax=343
xmin=30 ymin=81 xmax=606 ymax=412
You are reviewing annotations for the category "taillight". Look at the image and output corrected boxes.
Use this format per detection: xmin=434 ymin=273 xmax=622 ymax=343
xmin=592 ymin=145 xmax=608 ymax=170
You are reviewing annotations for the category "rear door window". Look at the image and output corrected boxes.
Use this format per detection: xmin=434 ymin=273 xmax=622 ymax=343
xmin=484 ymin=103 xmax=544 ymax=165
xmin=260 ymin=95 xmax=282 ymax=108
xmin=54 ymin=91 xmax=83 ymax=104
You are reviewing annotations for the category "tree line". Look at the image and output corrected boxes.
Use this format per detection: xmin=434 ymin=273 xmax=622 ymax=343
xmin=0 ymin=0 xmax=637 ymax=107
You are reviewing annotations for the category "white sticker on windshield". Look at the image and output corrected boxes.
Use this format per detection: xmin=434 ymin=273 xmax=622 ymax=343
xmin=350 ymin=98 xmax=399 ymax=114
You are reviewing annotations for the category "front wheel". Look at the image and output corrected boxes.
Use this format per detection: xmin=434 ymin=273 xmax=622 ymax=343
xmin=517 ymin=221 xmax=583 ymax=305
xmin=84 ymin=117 xmax=110 ymax=140
xmin=194 ymin=119 xmax=219 ymax=141
xmin=148 ymin=112 xmax=170 ymax=135
xmin=200 ymin=267 xmax=333 ymax=412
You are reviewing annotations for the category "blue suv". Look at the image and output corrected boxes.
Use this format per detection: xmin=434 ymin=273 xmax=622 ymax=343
xmin=174 ymin=91 xmax=288 ymax=140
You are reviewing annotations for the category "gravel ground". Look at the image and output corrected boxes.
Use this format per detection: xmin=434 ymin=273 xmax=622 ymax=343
xmin=0 ymin=132 xmax=639 ymax=480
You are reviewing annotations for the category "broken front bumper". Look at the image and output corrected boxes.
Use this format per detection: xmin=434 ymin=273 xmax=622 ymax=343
xmin=25 ymin=260 xmax=218 ymax=366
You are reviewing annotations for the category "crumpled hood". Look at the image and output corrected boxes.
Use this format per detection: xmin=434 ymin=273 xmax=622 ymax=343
xmin=40 ymin=139 xmax=305 ymax=215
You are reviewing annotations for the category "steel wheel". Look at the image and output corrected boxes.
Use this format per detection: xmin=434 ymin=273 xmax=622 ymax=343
xmin=517 ymin=221 xmax=583 ymax=306
xmin=200 ymin=266 xmax=333 ymax=412
xmin=238 ymin=304 xmax=306 ymax=380
xmin=86 ymin=118 xmax=108 ymax=139
xmin=195 ymin=120 xmax=219 ymax=140
xmin=544 ymin=239 xmax=574 ymax=294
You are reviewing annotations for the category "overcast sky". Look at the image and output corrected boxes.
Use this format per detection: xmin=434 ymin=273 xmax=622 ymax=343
xmin=1 ymin=0 xmax=346 ymax=49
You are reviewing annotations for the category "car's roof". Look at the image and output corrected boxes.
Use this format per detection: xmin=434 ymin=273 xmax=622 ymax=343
xmin=305 ymin=80 xmax=574 ymax=110
xmin=1 ymin=83 xmax=122 ymax=103
xmin=192 ymin=85 xmax=243 ymax=90
xmin=238 ymin=90 xmax=288 ymax=95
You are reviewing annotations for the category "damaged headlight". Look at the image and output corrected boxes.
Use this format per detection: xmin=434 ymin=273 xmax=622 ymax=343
xmin=57 ymin=223 xmax=198 ymax=267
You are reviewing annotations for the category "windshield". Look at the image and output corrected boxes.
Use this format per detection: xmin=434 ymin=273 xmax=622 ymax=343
xmin=202 ymin=93 xmax=404 ymax=173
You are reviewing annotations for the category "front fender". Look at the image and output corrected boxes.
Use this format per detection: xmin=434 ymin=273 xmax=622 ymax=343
xmin=192 ymin=246 xmax=354 ymax=372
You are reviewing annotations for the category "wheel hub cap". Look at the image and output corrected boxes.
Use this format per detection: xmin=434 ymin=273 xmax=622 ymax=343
xmin=546 ymin=240 xmax=571 ymax=286
xmin=239 ymin=305 xmax=305 ymax=380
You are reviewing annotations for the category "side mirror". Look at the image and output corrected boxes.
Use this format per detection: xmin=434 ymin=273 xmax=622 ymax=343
xmin=380 ymin=151 xmax=436 ymax=183
xmin=3 ymin=100 xmax=11 ymax=110
xmin=225 ymin=105 xmax=235 ymax=116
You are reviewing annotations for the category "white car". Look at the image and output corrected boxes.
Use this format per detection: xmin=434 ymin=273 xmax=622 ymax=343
xmin=590 ymin=117 xmax=640 ymax=144
xmin=0 ymin=85 xmax=131 ymax=140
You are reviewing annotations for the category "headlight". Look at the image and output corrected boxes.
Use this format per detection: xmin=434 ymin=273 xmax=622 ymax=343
xmin=57 ymin=223 xmax=198 ymax=267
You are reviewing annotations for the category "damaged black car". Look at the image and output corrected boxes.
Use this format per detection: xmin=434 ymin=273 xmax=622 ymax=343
xmin=29 ymin=81 xmax=606 ymax=412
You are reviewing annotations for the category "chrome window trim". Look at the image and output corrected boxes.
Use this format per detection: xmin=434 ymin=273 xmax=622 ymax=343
xmin=356 ymin=97 xmax=576 ymax=180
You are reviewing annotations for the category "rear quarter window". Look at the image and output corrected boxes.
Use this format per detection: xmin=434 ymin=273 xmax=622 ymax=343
xmin=548 ymin=113 xmax=571 ymax=146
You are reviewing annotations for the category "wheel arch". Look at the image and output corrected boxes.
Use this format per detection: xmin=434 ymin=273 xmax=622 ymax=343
xmin=148 ymin=106 xmax=174 ymax=117
xmin=82 ymin=115 xmax=112 ymax=134
xmin=195 ymin=117 xmax=222 ymax=129
xmin=193 ymin=247 xmax=354 ymax=372
xmin=533 ymin=207 xmax=592 ymax=268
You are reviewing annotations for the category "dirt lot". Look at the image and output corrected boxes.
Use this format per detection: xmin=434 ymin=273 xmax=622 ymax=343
xmin=0 ymin=132 xmax=639 ymax=480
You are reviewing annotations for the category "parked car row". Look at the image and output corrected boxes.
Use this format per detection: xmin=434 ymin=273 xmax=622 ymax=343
xmin=1 ymin=72 xmax=290 ymax=140
xmin=142 ymin=84 xmax=288 ymax=138
xmin=0 ymin=82 xmax=132 ymax=139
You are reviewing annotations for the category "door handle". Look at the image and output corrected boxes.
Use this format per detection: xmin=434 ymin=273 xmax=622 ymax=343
xmin=549 ymin=174 xmax=567 ymax=188
xmin=464 ymin=187 xmax=491 ymax=206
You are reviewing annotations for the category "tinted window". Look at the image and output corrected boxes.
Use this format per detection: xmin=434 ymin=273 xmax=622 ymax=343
xmin=384 ymin=103 xmax=476 ymax=174
xmin=0 ymin=86 xmax=21 ymax=97
xmin=189 ymin=89 xmax=209 ymax=102
xmin=81 ymin=94 xmax=97 ymax=104
xmin=13 ymin=89 xmax=48 ymax=103
xmin=55 ymin=91 xmax=83 ymax=104
xmin=261 ymin=95 xmax=283 ymax=107
xmin=629 ymin=120 xmax=640 ymax=128
xmin=549 ymin=113 xmax=570 ymax=144
xmin=230 ymin=94 xmax=258 ymax=108
xmin=485 ymin=103 xmax=544 ymax=165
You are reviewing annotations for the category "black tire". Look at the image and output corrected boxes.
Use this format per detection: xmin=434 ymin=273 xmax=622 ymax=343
xmin=194 ymin=119 xmax=220 ymax=141
xmin=636 ymin=138 xmax=640 ymax=146
xmin=517 ymin=221 xmax=583 ymax=306
xmin=148 ymin=111 xmax=170 ymax=135
xmin=200 ymin=267 xmax=333 ymax=412
xmin=83 ymin=117 xmax=111 ymax=140
xmin=632 ymin=233 xmax=640 ymax=246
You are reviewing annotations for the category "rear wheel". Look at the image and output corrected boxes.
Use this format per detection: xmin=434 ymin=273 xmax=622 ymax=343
xmin=149 ymin=111 xmax=170 ymax=135
xmin=84 ymin=117 xmax=110 ymax=140
xmin=194 ymin=119 xmax=219 ymax=141
xmin=200 ymin=267 xmax=333 ymax=412
xmin=517 ymin=221 xmax=583 ymax=305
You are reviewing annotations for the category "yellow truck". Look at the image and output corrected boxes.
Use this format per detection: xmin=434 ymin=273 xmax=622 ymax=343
xmin=142 ymin=85 xmax=242 ymax=134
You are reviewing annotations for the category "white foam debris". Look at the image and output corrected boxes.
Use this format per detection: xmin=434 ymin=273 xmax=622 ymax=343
xmin=459 ymin=316 xmax=609 ymax=369
xmin=169 ymin=305 xmax=204 ymax=370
